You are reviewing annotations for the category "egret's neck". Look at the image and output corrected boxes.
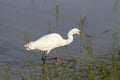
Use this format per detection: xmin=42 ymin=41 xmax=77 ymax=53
xmin=66 ymin=31 xmax=74 ymax=45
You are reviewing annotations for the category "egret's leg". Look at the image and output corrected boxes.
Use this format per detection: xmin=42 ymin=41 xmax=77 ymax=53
xmin=41 ymin=51 xmax=47 ymax=64
xmin=53 ymin=49 xmax=58 ymax=60
xmin=41 ymin=53 xmax=45 ymax=60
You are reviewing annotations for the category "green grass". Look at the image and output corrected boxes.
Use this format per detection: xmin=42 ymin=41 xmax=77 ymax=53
xmin=13 ymin=51 xmax=119 ymax=80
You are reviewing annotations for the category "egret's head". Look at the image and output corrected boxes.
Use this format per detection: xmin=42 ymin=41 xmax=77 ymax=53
xmin=73 ymin=28 xmax=90 ymax=38
xmin=24 ymin=42 xmax=35 ymax=50
xmin=70 ymin=28 xmax=90 ymax=37
xmin=70 ymin=28 xmax=83 ymax=35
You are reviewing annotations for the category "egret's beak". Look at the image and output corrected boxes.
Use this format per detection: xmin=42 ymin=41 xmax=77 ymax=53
xmin=83 ymin=33 xmax=91 ymax=38
xmin=79 ymin=31 xmax=91 ymax=38
xmin=80 ymin=32 xmax=84 ymax=36
xmin=78 ymin=31 xmax=83 ymax=35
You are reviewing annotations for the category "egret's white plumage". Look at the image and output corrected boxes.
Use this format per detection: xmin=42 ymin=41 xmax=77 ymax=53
xmin=24 ymin=28 xmax=82 ymax=55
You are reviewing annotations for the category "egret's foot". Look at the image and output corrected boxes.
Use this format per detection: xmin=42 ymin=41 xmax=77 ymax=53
xmin=42 ymin=59 xmax=46 ymax=64
xmin=41 ymin=53 xmax=47 ymax=64
xmin=54 ymin=57 xmax=58 ymax=60
xmin=41 ymin=57 xmax=45 ymax=61
xmin=41 ymin=57 xmax=47 ymax=64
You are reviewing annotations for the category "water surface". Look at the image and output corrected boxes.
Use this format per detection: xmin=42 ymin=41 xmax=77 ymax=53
xmin=0 ymin=0 xmax=120 ymax=62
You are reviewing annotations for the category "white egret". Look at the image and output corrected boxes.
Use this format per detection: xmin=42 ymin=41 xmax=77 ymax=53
xmin=24 ymin=28 xmax=84 ymax=63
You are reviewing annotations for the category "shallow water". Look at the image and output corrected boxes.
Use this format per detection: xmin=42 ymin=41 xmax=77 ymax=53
xmin=0 ymin=0 xmax=120 ymax=62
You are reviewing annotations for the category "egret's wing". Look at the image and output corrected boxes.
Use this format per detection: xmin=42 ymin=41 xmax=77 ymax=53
xmin=34 ymin=33 xmax=65 ymax=50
